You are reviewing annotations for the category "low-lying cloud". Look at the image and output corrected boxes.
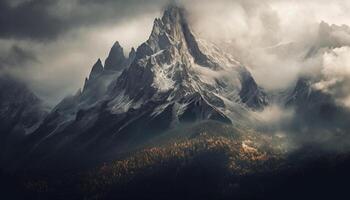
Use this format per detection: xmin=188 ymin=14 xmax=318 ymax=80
xmin=254 ymin=105 xmax=294 ymax=126
xmin=313 ymin=47 xmax=350 ymax=108
xmin=182 ymin=0 xmax=350 ymax=91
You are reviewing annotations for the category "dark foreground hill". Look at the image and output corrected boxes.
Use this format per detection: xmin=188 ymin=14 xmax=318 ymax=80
xmin=1 ymin=121 xmax=350 ymax=200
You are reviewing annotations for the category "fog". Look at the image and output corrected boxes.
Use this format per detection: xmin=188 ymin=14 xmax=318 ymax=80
xmin=183 ymin=0 xmax=350 ymax=91
xmin=313 ymin=47 xmax=350 ymax=108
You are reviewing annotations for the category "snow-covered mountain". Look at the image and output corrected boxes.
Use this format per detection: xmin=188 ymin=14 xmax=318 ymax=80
xmin=1 ymin=6 xmax=350 ymax=171
xmin=16 ymin=6 xmax=268 ymax=168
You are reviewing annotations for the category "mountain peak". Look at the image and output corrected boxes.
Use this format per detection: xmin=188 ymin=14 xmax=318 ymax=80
xmin=162 ymin=5 xmax=186 ymax=24
xmin=129 ymin=47 xmax=136 ymax=57
xmin=148 ymin=6 xmax=186 ymax=43
xmin=89 ymin=59 xmax=104 ymax=79
xmin=136 ymin=5 xmax=216 ymax=68
xmin=104 ymin=41 xmax=127 ymax=71
xmin=112 ymin=41 xmax=122 ymax=49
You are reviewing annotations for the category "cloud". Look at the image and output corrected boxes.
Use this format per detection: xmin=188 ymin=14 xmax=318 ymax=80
xmin=313 ymin=47 xmax=350 ymax=108
xmin=253 ymin=105 xmax=294 ymax=126
xmin=0 ymin=0 xmax=65 ymax=40
xmin=179 ymin=0 xmax=309 ymax=91
xmin=0 ymin=45 xmax=38 ymax=69
xmin=180 ymin=0 xmax=350 ymax=91
xmin=0 ymin=0 xmax=169 ymax=41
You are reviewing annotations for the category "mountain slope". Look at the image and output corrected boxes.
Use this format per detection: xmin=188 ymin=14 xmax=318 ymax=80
xmin=0 ymin=75 xmax=48 ymax=168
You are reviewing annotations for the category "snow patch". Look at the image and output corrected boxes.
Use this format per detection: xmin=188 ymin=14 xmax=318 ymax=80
xmin=151 ymin=63 xmax=175 ymax=92
xmin=109 ymin=92 xmax=142 ymax=114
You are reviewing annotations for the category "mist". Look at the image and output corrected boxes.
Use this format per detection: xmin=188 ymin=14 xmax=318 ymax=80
xmin=182 ymin=0 xmax=350 ymax=91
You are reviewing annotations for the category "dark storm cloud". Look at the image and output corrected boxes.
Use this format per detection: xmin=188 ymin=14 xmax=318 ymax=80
xmin=0 ymin=0 xmax=65 ymax=40
xmin=0 ymin=0 xmax=169 ymax=41
xmin=69 ymin=0 xmax=170 ymax=28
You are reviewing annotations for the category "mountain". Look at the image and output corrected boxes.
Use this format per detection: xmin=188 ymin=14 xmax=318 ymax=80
xmin=0 ymin=75 xmax=48 ymax=167
xmin=2 ymin=6 xmax=350 ymax=200
xmin=17 ymin=6 xmax=267 ymax=169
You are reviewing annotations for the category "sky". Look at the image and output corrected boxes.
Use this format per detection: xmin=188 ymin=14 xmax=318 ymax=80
xmin=1 ymin=0 xmax=350 ymax=105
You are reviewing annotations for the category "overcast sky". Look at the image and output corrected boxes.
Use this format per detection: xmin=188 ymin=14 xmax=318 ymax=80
xmin=1 ymin=0 xmax=350 ymax=105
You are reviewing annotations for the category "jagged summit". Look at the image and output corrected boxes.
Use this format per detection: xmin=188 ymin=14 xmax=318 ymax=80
xmin=126 ymin=47 xmax=136 ymax=66
xmin=136 ymin=6 xmax=216 ymax=68
xmin=107 ymin=5 xmax=267 ymax=124
xmin=89 ymin=59 xmax=104 ymax=79
xmin=104 ymin=41 xmax=127 ymax=71
xmin=129 ymin=47 xmax=136 ymax=57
